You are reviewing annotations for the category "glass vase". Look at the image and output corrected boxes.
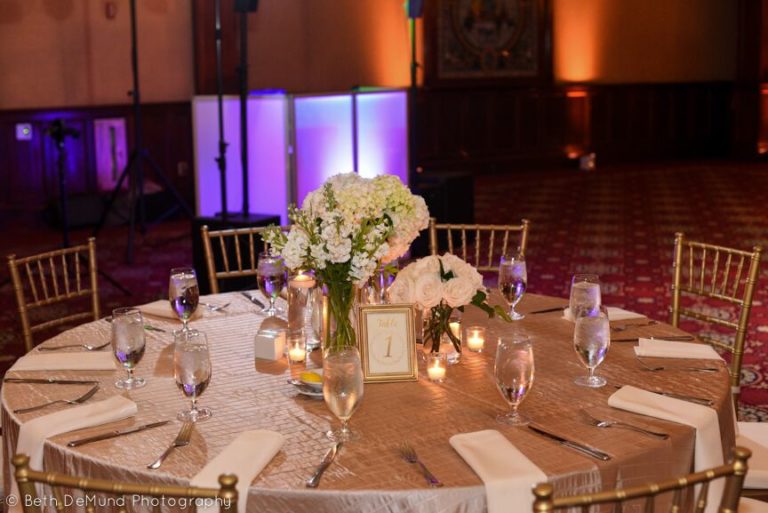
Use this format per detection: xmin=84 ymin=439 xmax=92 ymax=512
xmin=323 ymin=279 xmax=357 ymax=353
xmin=422 ymin=302 xmax=462 ymax=364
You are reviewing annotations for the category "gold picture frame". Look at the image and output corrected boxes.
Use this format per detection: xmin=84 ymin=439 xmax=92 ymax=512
xmin=357 ymin=304 xmax=418 ymax=383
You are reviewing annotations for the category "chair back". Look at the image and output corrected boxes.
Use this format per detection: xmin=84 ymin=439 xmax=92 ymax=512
xmin=427 ymin=217 xmax=530 ymax=273
xmin=670 ymin=233 xmax=762 ymax=401
xmin=533 ymin=446 xmax=751 ymax=513
xmin=13 ymin=453 xmax=238 ymax=513
xmin=201 ymin=225 xmax=291 ymax=294
xmin=7 ymin=238 xmax=100 ymax=352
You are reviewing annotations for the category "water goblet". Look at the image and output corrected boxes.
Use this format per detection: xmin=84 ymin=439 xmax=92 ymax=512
xmin=499 ymin=253 xmax=527 ymax=320
xmin=169 ymin=266 xmax=200 ymax=331
xmin=112 ymin=307 xmax=147 ymax=389
xmin=573 ymin=306 xmax=610 ymax=388
xmin=494 ymin=335 xmax=534 ymax=425
xmin=323 ymin=346 xmax=364 ymax=442
xmin=174 ymin=329 xmax=213 ymax=422
xmin=569 ymin=273 xmax=601 ymax=320
xmin=257 ymin=252 xmax=287 ymax=317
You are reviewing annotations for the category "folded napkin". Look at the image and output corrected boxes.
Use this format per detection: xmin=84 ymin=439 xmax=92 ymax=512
xmin=634 ymin=339 xmax=722 ymax=360
xmin=564 ymin=307 xmax=644 ymax=322
xmin=191 ymin=430 xmax=285 ymax=513
xmin=450 ymin=430 xmax=547 ymax=513
xmin=608 ymin=386 xmax=723 ymax=513
xmin=10 ymin=395 xmax=138 ymax=513
xmin=138 ymin=300 xmax=202 ymax=321
xmin=736 ymin=422 xmax=768 ymax=488
xmin=12 ymin=352 xmax=116 ymax=371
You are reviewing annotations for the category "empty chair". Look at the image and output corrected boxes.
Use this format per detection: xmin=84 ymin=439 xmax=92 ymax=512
xmin=13 ymin=453 xmax=238 ymax=513
xmin=428 ymin=217 xmax=530 ymax=273
xmin=7 ymin=238 xmax=100 ymax=353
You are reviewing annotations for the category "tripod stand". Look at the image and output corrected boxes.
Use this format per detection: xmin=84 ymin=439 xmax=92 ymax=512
xmin=94 ymin=0 xmax=193 ymax=263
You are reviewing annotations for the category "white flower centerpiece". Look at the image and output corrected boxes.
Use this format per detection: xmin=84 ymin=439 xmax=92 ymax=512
xmin=264 ymin=173 xmax=429 ymax=352
xmin=389 ymin=254 xmax=510 ymax=355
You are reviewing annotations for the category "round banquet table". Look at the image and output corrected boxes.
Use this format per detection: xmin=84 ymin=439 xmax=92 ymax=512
xmin=2 ymin=292 xmax=737 ymax=513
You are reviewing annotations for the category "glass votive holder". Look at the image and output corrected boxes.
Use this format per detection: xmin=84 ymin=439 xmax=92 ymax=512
xmin=427 ymin=352 xmax=447 ymax=383
xmin=465 ymin=326 xmax=486 ymax=353
xmin=286 ymin=331 xmax=307 ymax=364
xmin=449 ymin=317 xmax=462 ymax=342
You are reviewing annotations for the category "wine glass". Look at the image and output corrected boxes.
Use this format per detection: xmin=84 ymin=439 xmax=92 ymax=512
xmin=323 ymin=346 xmax=364 ymax=441
xmin=569 ymin=273 xmax=601 ymax=320
xmin=257 ymin=252 xmax=287 ymax=317
xmin=169 ymin=267 xmax=200 ymax=331
xmin=499 ymin=253 xmax=527 ymax=320
xmin=174 ymin=329 xmax=213 ymax=422
xmin=573 ymin=306 xmax=610 ymax=388
xmin=111 ymin=307 xmax=147 ymax=389
xmin=494 ymin=335 xmax=534 ymax=425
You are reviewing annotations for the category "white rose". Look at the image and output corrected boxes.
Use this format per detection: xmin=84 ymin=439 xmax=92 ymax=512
xmin=388 ymin=275 xmax=416 ymax=304
xmin=414 ymin=273 xmax=444 ymax=309
xmin=443 ymin=276 xmax=477 ymax=308
xmin=414 ymin=255 xmax=441 ymax=275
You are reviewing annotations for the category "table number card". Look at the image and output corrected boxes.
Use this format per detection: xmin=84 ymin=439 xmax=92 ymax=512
xmin=357 ymin=304 xmax=417 ymax=383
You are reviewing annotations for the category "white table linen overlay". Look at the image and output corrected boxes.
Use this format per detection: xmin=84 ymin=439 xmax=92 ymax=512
xmin=608 ymin=386 xmax=723 ymax=513
xmin=634 ymin=339 xmax=722 ymax=360
xmin=191 ymin=430 xmax=285 ymax=513
xmin=450 ymin=430 xmax=547 ymax=513
xmin=10 ymin=396 xmax=138 ymax=513
xmin=11 ymin=352 xmax=116 ymax=371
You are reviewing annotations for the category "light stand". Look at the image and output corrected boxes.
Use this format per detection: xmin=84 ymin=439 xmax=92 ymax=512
xmin=408 ymin=0 xmax=424 ymax=177
xmin=214 ymin=0 xmax=229 ymax=221
xmin=94 ymin=0 xmax=193 ymax=263
xmin=236 ymin=0 xmax=258 ymax=216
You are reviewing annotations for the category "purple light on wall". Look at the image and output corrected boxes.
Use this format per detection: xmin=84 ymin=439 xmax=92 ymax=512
xmin=356 ymin=91 xmax=408 ymax=185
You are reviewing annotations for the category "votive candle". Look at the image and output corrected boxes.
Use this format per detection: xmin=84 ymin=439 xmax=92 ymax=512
xmin=286 ymin=333 xmax=307 ymax=363
xmin=427 ymin=352 xmax=447 ymax=383
xmin=449 ymin=320 xmax=462 ymax=341
xmin=466 ymin=326 xmax=486 ymax=352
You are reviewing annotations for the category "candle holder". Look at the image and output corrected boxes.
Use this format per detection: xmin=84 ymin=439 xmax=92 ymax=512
xmin=466 ymin=326 xmax=486 ymax=353
xmin=286 ymin=330 xmax=307 ymax=364
xmin=427 ymin=352 xmax=447 ymax=383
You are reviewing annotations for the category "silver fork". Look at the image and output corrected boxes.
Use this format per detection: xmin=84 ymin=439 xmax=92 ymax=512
xmin=203 ymin=302 xmax=230 ymax=312
xmin=13 ymin=384 xmax=100 ymax=414
xmin=611 ymin=320 xmax=658 ymax=332
xmin=147 ymin=422 xmax=194 ymax=469
xmin=38 ymin=341 xmax=111 ymax=352
xmin=635 ymin=358 xmax=719 ymax=373
xmin=581 ymin=411 xmax=669 ymax=439
xmin=399 ymin=443 xmax=443 ymax=487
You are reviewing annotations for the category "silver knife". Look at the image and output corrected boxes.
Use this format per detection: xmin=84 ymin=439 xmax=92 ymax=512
xmin=528 ymin=424 xmax=611 ymax=461
xmin=654 ymin=391 xmax=714 ymax=407
xmin=612 ymin=335 xmax=695 ymax=343
xmin=67 ymin=420 xmax=171 ymax=447
xmin=306 ymin=442 xmax=342 ymax=488
xmin=4 ymin=378 xmax=99 ymax=385
xmin=241 ymin=292 xmax=266 ymax=309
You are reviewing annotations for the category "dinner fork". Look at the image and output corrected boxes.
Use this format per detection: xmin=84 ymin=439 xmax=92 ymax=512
xmin=203 ymin=302 xmax=230 ymax=312
xmin=147 ymin=422 xmax=194 ymax=469
xmin=581 ymin=411 xmax=669 ymax=439
xmin=37 ymin=341 xmax=111 ymax=352
xmin=635 ymin=358 xmax=719 ymax=373
xmin=399 ymin=443 xmax=443 ymax=488
xmin=13 ymin=384 xmax=100 ymax=414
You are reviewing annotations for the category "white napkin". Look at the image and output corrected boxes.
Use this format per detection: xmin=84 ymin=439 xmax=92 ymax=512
xmin=12 ymin=352 xmax=116 ymax=371
xmin=736 ymin=422 xmax=768 ymax=488
xmin=191 ymin=430 xmax=285 ymax=513
xmin=10 ymin=396 xmax=138 ymax=513
xmin=138 ymin=300 xmax=202 ymax=321
xmin=563 ymin=307 xmax=645 ymax=322
xmin=634 ymin=339 xmax=722 ymax=360
xmin=608 ymin=386 xmax=723 ymax=513
xmin=450 ymin=430 xmax=547 ymax=513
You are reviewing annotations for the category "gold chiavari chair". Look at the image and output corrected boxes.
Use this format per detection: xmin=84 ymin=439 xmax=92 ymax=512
xmin=201 ymin=225 xmax=291 ymax=294
xmin=532 ymin=447 xmax=758 ymax=513
xmin=7 ymin=238 xmax=100 ymax=353
xmin=427 ymin=217 xmax=530 ymax=273
xmin=13 ymin=453 xmax=238 ymax=513
xmin=670 ymin=233 xmax=762 ymax=405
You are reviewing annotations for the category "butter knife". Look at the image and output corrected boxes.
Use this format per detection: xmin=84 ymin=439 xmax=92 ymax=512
xmin=612 ymin=385 xmax=714 ymax=407
xmin=306 ymin=442 xmax=342 ymax=488
xmin=530 ymin=306 xmax=567 ymax=314
xmin=528 ymin=424 xmax=611 ymax=461
xmin=612 ymin=335 xmax=695 ymax=342
xmin=241 ymin=292 xmax=266 ymax=309
xmin=67 ymin=420 xmax=171 ymax=447
xmin=4 ymin=378 xmax=99 ymax=385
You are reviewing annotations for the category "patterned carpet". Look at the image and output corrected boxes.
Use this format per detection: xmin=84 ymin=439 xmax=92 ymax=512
xmin=0 ymin=160 xmax=766 ymax=417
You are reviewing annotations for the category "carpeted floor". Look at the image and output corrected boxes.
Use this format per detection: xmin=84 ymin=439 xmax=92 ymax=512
xmin=1 ymin=160 xmax=767 ymax=417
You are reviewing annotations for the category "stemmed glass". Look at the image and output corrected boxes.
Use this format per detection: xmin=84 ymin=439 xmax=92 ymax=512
xmin=169 ymin=267 xmax=200 ymax=331
xmin=322 ymin=346 xmax=364 ymax=441
xmin=174 ymin=329 xmax=213 ymax=422
xmin=111 ymin=307 xmax=147 ymax=389
xmin=499 ymin=253 xmax=527 ymax=320
xmin=494 ymin=335 xmax=534 ymax=425
xmin=569 ymin=273 xmax=601 ymax=320
xmin=573 ymin=305 xmax=610 ymax=388
xmin=257 ymin=252 xmax=287 ymax=317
